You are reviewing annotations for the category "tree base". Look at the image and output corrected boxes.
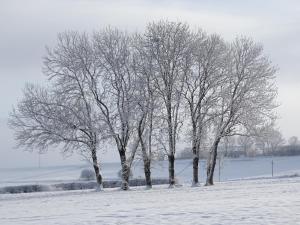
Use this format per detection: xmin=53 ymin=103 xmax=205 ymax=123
xmin=95 ymin=185 xmax=103 ymax=192
xmin=205 ymin=182 xmax=214 ymax=186
xmin=120 ymin=182 xmax=130 ymax=191
xmin=168 ymin=184 xmax=175 ymax=188
xmin=145 ymin=185 xmax=152 ymax=190
xmin=191 ymin=182 xmax=200 ymax=187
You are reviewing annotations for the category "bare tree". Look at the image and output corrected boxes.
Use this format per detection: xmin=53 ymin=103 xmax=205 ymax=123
xmin=255 ymin=123 xmax=285 ymax=154
xmin=8 ymin=84 xmax=104 ymax=190
xmin=131 ymin=34 xmax=160 ymax=188
xmin=183 ymin=31 xmax=227 ymax=186
xmin=42 ymin=30 xmax=142 ymax=190
xmin=42 ymin=31 xmax=106 ymax=189
xmin=10 ymin=22 xmax=280 ymax=191
xmin=288 ymin=136 xmax=299 ymax=146
xmin=237 ymin=136 xmax=254 ymax=156
xmin=206 ymin=37 xmax=278 ymax=185
xmin=89 ymin=28 xmax=141 ymax=190
xmin=143 ymin=21 xmax=193 ymax=186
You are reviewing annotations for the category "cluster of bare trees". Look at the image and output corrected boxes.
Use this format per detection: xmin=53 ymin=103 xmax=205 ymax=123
xmin=9 ymin=21 xmax=277 ymax=190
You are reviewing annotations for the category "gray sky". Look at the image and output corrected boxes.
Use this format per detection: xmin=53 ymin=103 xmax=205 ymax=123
xmin=0 ymin=0 xmax=300 ymax=168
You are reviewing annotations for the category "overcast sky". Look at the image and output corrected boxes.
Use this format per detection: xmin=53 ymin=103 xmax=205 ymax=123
xmin=0 ymin=0 xmax=300 ymax=168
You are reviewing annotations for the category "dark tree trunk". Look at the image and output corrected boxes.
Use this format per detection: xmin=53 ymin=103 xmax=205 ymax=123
xmin=93 ymin=164 xmax=103 ymax=189
xmin=91 ymin=148 xmax=103 ymax=190
xmin=168 ymin=154 xmax=175 ymax=187
xmin=144 ymin=158 xmax=152 ymax=188
xmin=166 ymin=99 xmax=177 ymax=187
xmin=192 ymin=156 xmax=199 ymax=186
xmin=206 ymin=137 xmax=221 ymax=186
xmin=137 ymin=115 xmax=152 ymax=188
xmin=191 ymin=138 xmax=200 ymax=186
xmin=191 ymin=123 xmax=200 ymax=186
xmin=119 ymin=149 xmax=130 ymax=190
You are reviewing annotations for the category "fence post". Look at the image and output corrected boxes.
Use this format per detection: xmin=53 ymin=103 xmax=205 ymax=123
xmin=218 ymin=158 xmax=221 ymax=182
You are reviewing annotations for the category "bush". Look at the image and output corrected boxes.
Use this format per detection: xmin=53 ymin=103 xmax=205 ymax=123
xmin=79 ymin=169 xmax=95 ymax=181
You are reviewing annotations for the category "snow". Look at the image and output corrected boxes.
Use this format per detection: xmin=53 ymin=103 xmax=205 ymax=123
xmin=1 ymin=177 xmax=300 ymax=225
xmin=1 ymin=156 xmax=300 ymax=188
xmin=1 ymin=156 xmax=300 ymax=224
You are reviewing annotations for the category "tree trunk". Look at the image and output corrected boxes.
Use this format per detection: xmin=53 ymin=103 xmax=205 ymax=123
xmin=166 ymin=98 xmax=176 ymax=187
xmin=168 ymin=154 xmax=175 ymax=187
xmin=206 ymin=137 xmax=221 ymax=186
xmin=144 ymin=158 xmax=152 ymax=188
xmin=137 ymin=114 xmax=152 ymax=188
xmin=190 ymin=120 xmax=202 ymax=186
xmin=119 ymin=149 xmax=130 ymax=190
xmin=192 ymin=156 xmax=199 ymax=186
xmin=191 ymin=136 xmax=200 ymax=186
xmin=93 ymin=164 xmax=103 ymax=190
xmin=91 ymin=148 xmax=103 ymax=190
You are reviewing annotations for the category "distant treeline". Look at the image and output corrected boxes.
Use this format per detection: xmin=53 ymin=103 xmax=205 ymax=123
xmin=177 ymin=145 xmax=300 ymax=159
xmin=266 ymin=145 xmax=300 ymax=157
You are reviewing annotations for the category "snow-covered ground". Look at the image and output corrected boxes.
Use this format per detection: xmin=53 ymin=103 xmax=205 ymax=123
xmin=1 ymin=156 xmax=300 ymax=187
xmin=1 ymin=177 xmax=300 ymax=225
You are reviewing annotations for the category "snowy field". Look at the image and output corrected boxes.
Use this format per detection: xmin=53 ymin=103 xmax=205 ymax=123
xmin=1 ymin=176 xmax=300 ymax=225
xmin=1 ymin=156 xmax=300 ymax=187
xmin=1 ymin=156 xmax=300 ymax=224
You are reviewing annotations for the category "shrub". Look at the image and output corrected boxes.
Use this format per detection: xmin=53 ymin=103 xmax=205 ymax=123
xmin=80 ymin=169 xmax=95 ymax=181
